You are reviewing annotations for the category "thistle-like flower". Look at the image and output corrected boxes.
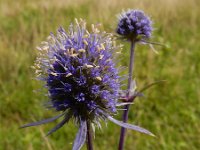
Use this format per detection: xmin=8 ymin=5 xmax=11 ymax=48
xmin=21 ymin=19 xmax=153 ymax=150
xmin=116 ymin=9 xmax=152 ymax=41
xmin=116 ymin=10 xmax=156 ymax=150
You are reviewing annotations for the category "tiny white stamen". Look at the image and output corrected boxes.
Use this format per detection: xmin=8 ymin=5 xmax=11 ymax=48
xmin=70 ymin=48 xmax=75 ymax=53
xmin=60 ymin=45 xmax=65 ymax=50
xmin=106 ymin=59 xmax=111 ymax=62
xmin=42 ymin=45 xmax=49 ymax=51
xmin=116 ymin=52 xmax=121 ymax=54
xmin=100 ymin=44 xmax=105 ymax=50
xmin=50 ymin=65 xmax=54 ymax=69
xmin=96 ymin=77 xmax=102 ymax=81
xmin=36 ymin=73 xmax=41 ymax=77
xmin=51 ymin=72 xmax=58 ymax=76
xmin=75 ymin=18 xmax=79 ymax=25
xmin=31 ymin=66 xmax=35 ymax=69
xmin=66 ymin=49 xmax=70 ymax=54
xmin=99 ymin=55 xmax=104 ymax=59
xmin=85 ymin=65 xmax=93 ymax=68
xmin=35 ymin=70 xmax=42 ymax=74
xmin=36 ymin=46 xmax=42 ymax=51
xmin=86 ymin=30 xmax=90 ymax=35
xmin=83 ymin=40 xmax=88 ymax=45
xmin=66 ymin=73 xmax=72 ymax=77
xmin=83 ymin=34 xmax=89 ymax=38
xmin=97 ymin=45 xmax=101 ymax=51
xmin=71 ymin=53 xmax=78 ymax=57
xmin=41 ymin=41 xmax=48 ymax=45
xmin=91 ymin=24 xmax=95 ymax=32
xmin=78 ymin=49 xmax=86 ymax=53
xmin=47 ymin=36 xmax=52 ymax=40
xmin=64 ymin=67 xmax=68 ymax=71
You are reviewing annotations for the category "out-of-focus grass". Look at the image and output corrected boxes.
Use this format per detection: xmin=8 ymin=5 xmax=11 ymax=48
xmin=0 ymin=0 xmax=199 ymax=149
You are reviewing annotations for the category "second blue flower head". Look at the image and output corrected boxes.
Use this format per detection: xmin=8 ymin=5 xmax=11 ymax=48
xmin=117 ymin=9 xmax=152 ymax=41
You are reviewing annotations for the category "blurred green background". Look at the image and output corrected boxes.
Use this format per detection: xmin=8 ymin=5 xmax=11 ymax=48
xmin=0 ymin=0 xmax=199 ymax=149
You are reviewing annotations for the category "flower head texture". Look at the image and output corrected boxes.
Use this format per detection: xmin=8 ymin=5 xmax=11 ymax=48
xmin=21 ymin=19 xmax=154 ymax=150
xmin=38 ymin=21 xmax=120 ymax=122
xmin=116 ymin=9 xmax=152 ymax=41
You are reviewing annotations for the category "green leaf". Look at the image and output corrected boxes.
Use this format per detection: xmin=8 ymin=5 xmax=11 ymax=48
xmin=139 ymin=80 xmax=167 ymax=93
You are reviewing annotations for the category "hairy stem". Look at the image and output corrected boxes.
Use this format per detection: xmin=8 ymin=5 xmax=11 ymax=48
xmin=86 ymin=121 xmax=93 ymax=150
xmin=118 ymin=40 xmax=135 ymax=150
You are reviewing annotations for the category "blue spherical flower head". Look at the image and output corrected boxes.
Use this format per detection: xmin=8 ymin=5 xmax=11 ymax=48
xmin=45 ymin=22 xmax=120 ymax=122
xmin=116 ymin=9 xmax=153 ymax=41
xmin=22 ymin=19 xmax=154 ymax=150
xmin=22 ymin=19 xmax=120 ymax=148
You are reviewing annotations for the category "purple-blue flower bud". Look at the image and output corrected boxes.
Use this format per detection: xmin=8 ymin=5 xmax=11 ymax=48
xmin=116 ymin=9 xmax=153 ymax=41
